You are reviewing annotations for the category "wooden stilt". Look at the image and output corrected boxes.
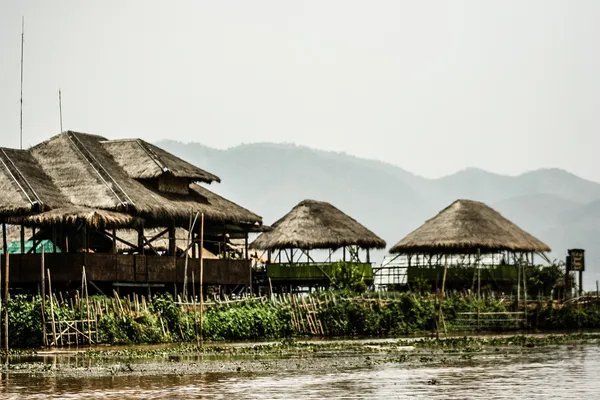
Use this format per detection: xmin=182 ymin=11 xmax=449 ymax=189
xmin=47 ymin=269 xmax=57 ymax=346
xmin=437 ymin=254 xmax=448 ymax=339
xmin=4 ymin=251 xmax=8 ymax=354
xmin=199 ymin=213 xmax=205 ymax=347
xmin=20 ymin=224 xmax=25 ymax=254
xmin=1 ymin=223 xmax=7 ymax=257
xmin=192 ymin=271 xmax=199 ymax=347
xmin=41 ymin=248 xmax=47 ymax=346
xmin=83 ymin=267 xmax=91 ymax=345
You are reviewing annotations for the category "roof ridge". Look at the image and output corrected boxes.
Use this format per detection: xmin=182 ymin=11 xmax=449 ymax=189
xmin=0 ymin=149 xmax=42 ymax=208
xmin=135 ymin=139 xmax=169 ymax=174
xmin=67 ymin=132 xmax=135 ymax=208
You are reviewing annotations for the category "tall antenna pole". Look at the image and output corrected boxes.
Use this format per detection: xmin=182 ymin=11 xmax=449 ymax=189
xmin=59 ymin=89 xmax=63 ymax=132
xmin=19 ymin=16 xmax=24 ymax=149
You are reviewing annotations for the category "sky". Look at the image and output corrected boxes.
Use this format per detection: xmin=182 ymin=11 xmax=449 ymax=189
xmin=0 ymin=1 xmax=599 ymax=181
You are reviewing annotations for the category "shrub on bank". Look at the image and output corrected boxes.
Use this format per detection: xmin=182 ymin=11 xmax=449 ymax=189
xmin=4 ymin=293 xmax=600 ymax=348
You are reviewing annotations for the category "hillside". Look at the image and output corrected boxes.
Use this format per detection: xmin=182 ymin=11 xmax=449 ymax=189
xmin=158 ymin=140 xmax=600 ymax=289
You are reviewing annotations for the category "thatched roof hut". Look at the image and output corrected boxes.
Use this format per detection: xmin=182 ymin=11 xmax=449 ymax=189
xmin=251 ymin=199 xmax=386 ymax=250
xmin=389 ymin=199 xmax=551 ymax=254
xmin=29 ymin=131 xmax=262 ymax=228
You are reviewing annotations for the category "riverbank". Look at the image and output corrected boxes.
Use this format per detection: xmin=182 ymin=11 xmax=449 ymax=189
xmin=4 ymin=332 xmax=600 ymax=379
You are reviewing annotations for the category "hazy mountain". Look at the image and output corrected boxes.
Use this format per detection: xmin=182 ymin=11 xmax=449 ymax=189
xmin=158 ymin=140 xmax=600 ymax=289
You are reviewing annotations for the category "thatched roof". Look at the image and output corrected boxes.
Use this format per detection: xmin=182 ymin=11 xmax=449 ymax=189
xmin=389 ymin=199 xmax=551 ymax=254
xmin=30 ymin=131 xmax=261 ymax=227
xmin=102 ymin=139 xmax=220 ymax=183
xmin=13 ymin=207 xmax=140 ymax=229
xmin=0 ymin=148 xmax=67 ymax=217
xmin=250 ymin=199 xmax=386 ymax=250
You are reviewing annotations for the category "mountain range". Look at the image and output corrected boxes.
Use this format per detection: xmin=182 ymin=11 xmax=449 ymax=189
xmin=158 ymin=140 xmax=600 ymax=290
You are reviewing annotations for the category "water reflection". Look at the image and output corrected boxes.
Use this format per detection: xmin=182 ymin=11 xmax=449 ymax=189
xmin=1 ymin=345 xmax=599 ymax=399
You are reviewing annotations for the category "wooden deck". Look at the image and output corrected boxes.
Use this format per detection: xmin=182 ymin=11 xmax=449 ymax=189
xmin=1 ymin=253 xmax=251 ymax=286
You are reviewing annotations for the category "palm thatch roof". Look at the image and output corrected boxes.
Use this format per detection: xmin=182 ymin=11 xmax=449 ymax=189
xmin=389 ymin=199 xmax=551 ymax=254
xmin=30 ymin=131 xmax=261 ymax=226
xmin=102 ymin=139 xmax=220 ymax=183
xmin=13 ymin=207 xmax=140 ymax=229
xmin=250 ymin=199 xmax=386 ymax=250
xmin=0 ymin=148 xmax=67 ymax=217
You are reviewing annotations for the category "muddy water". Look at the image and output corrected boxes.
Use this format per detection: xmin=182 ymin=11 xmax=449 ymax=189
xmin=1 ymin=344 xmax=599 ymax=399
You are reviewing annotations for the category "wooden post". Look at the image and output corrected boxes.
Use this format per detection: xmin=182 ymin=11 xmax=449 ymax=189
xmin=192 ymin=271 xmax=199 ymax=347
xmin=245 ymin=233 xmax=252 ymax=294
xmin=41 ymin=248 xmax=47 ymax=346
xmin=82 ymin=224 xmax=88 ymax=253
xmin=137 ymin=223 xmax=144 ymax=255
xmin=4 ymin=251 xmax=8 ymax=353
xmin=183 ymin=213 xmax=199 ymax=299
xmin=476 ymin=248 xmax=481 ymax=332
xmin=366 ymin=248 xmax=370 ymax=264
xmin=437 ymin=254 xmax=448 ymax=339
xmin=517 ymin=260 xmax=521 ymax=305
xmin=83 ymin=266 xmax=91 ymax=345
xmin=199 ymin=213 xmax=204 ymax=346
xmin=20 ymin=224 xmax=25 ymax=254
xmin=2 ymin=223 xmax=7 ymax=257
xmin=168 ymin=223 xmax=176 ymax=256
xmin=111 ymin=228 xmax=117 ymax=254
xmin=47 ymin=269 xmax=57 ymax=346
xmin=523 ymin=258 xmax=528 ymax=306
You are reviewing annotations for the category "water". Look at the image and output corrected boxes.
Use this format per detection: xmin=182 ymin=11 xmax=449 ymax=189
xmin=1 ymin=343 xmax=599 ymax=399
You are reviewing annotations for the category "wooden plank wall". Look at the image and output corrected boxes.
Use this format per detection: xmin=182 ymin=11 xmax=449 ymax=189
xmin=1 ymin=254 xmax=250 ymax=286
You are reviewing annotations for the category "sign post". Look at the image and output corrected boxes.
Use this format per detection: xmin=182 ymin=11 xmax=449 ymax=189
xmin=567 ymin=249 xmax=585 ymax=297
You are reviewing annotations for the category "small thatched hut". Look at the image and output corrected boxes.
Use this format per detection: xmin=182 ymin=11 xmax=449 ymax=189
xmin=390 ymin=199 xmax=551 ymax=255
xmin=251 ymin=199 xmax=386 ymax=251
xmin=251 ymin=199 xmax=385 ymax=289
xmin=386 ymin=199 xmax=551 ymax=292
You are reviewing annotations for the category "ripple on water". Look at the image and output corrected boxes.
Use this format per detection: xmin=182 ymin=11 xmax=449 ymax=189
xmin=2 ymin=345 xmax=600 ymax=399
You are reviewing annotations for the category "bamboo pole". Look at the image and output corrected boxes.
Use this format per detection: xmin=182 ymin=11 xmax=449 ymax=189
xmin=83 ymin=267 xmax=91 ymax=345
xmin=183 ymin=212 xmax=200 ymax=299
xmin=192 ymin=270 xmax=199 ymax=347
xmin=437 ymin=254 xmax=448 ymax=339
xmin=41 ymin=248 xmax=47 ymax=346
xmin=4 ymin=251 xmax=8 ymax=353
xmin=47 ymin=269 xmax=57 ymax=346
xmin=199 ymin=213 xmax=204 ymax=346
xmin=477 ymin=249 xmax=481 ymax=332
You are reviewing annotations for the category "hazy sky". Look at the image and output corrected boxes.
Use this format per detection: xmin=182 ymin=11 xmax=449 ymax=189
xmin=1 ymin=1 xmax=598 ymax=180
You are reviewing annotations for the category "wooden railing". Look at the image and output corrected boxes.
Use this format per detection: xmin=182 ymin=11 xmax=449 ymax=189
xmin=267 ymin=262 xmax=373 ymax=282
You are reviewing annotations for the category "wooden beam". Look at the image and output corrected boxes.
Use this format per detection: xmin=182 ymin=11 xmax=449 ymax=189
xmin=20 ymin=224 xmax=25 ymax=254
xmin=147 ymin=228 xmax=169 ymax=244
xmin=137 ymin=223 xmax=144 ymax=254
xmin=168 ymin=223 xmax=176 ymax=256
xmin=1 ymin=223 xmax=6 ymax=256
xmin=99 ymin=230 xmax=137 ymax=250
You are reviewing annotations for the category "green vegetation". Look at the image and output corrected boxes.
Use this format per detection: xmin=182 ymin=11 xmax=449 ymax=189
xmin=4 ymin=289 xmax=600 ymax=348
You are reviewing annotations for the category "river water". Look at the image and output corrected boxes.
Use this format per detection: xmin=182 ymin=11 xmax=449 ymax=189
xmin=1 ymin=343 xmax=599 ymax=399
